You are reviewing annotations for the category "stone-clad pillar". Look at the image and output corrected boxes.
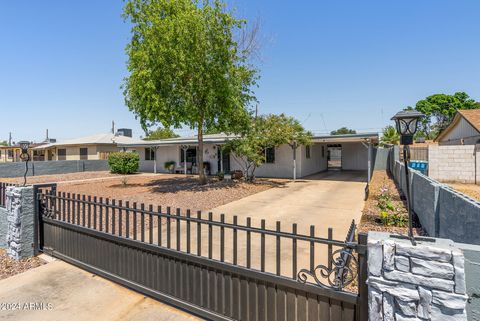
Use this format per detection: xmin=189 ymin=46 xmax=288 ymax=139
xmin=5 ymin=186 xmax=35 ymax=260
xmin=367 ymin=232 xmax=468 ymax=321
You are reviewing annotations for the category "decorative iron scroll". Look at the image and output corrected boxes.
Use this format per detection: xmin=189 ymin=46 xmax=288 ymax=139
xmin=297 ymin=248 xmax=358 ymax=291
xmin=38 ymin=195 xmax=56 ymax=219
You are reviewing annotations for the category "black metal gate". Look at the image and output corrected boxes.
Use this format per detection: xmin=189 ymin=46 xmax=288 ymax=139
xmin=36 ymin=188 xmax=368 ymax=321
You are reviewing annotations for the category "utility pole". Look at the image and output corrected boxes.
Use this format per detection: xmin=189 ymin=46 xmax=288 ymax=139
xmin=111 ymin=121 xmax=115 ymax=134
xmin=8 ymin=132 xmax=12 ymax=146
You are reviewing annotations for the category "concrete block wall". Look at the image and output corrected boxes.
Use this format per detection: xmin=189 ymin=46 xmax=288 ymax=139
xmin=390 ymin=160 xmax=480 ymax=245
xmin=0 ymin=160 xmax=109 ymax=178
xmin=428 ymin=145 xmax=478 ymax=184
xmin=367 ymin=232 xmax=468 ymax=321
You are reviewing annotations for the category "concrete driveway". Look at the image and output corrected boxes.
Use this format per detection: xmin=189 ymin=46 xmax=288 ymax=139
xmin=212 ymin=170 xmax=366 ymax=236
xmin=0 ymin=259 xmax=200 ymax=321
xmin=143 ymin=170 xmax=366 ymax=277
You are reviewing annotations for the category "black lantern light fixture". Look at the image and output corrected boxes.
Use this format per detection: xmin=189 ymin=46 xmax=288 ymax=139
xmin=391 ymin=110 xmax=424 ymax=244
xmin=18 ymin=141 xmax=30 ymax=186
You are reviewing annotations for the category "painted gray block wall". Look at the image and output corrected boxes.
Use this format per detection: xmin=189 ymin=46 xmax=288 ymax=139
xmin=0 ymin=160 xmax=108 ymax=178
xmin=457 ymin=242 xmax=480 ymax=321
xmin=0 ymin=207 xmax=7 ymax=248
xmin=411 ymin=173 xmax=440 ymax=235
xmin=438 ymin=187 xmax=480 ymax=245
xmin=389 ymin=159 xmax=480 ymax=245
xmin=373 ymin=148 xmax=389 ymax=171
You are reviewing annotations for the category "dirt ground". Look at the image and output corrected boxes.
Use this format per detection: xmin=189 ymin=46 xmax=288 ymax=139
xmin=0 ymin=249 xmax=45 ymax=280
xmin=56 ymin=174 xmax=282 ymax=212
xmin=359 ymin=171 xmax=424 ymax=236
xmin=448 ymin=183 xmax=480 ymax=201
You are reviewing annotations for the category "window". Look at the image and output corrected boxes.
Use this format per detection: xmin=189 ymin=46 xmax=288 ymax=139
xmin=306 ymin=145 xmax=311 ymax=159
xmin=322 ymin=146 xmax=325 ymax=158
xmin=58 ymin=149 xmax=66 ymax=160
xmin=180 ymin=147 xmax=197 ymax=164
xmin=7 ymin=150 xmax=13 ymax=158
xmin=265 ymin=147 xmax=275 ymax=163
xmin=80 ymin=148 xmax=88 ymax=160
xmin=145 ymin=147 xmax=155 ymax=161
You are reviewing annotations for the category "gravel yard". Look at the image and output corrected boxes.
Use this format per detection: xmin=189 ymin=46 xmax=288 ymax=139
xmin=56 ymin=174 xmax=282 ymax=212
xmin=359 ymin=171 xmax=424 ymax=236
xmin=448 ymin=183 xmax=480 ymax=201
xmin=0 ymin=249 xmax=45 ymax=280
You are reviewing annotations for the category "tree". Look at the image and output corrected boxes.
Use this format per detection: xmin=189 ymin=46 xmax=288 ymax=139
xmin=145 ymin=127 xmax=179 ymax=140
xmin=123 ymin=0 xmax=258 ymax=184
xmin=0 ymin=141 xmax=7 ymax=146
xmin=415 ymin=92 xmax=478 ymax=138
xmin=330 ymin=127 xmax=356 ymax=135
xmin=380 ymin=126 xmax=400 ymax=146
xmin=226 ymin=114 xmax=312 ymax=181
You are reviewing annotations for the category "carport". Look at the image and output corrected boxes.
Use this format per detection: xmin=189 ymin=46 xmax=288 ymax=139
xmin=311 ymin=132 xmax=379 ymax=183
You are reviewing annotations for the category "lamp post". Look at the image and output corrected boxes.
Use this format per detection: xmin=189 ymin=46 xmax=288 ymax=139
xmin=18 ymin=141 xmax=30 ymax=186
xmin=391 ymin=110 xmax=424 ymax=244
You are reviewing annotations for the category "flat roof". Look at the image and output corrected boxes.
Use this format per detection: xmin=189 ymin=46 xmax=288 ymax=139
xmin=311 ymin=132 xmax=379 ymax=143
xmin=118 ymin=132 xmax=379 ymax=147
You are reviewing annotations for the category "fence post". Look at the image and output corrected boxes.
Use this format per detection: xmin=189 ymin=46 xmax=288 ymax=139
xmin=357 ymin=232 xmax=368 ymax=321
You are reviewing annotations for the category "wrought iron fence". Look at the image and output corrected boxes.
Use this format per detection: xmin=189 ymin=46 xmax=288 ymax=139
xmin=0 ymin=182 xmax=16 ymax=207
xmin=38 ymin=190 xmax=361 ymax=292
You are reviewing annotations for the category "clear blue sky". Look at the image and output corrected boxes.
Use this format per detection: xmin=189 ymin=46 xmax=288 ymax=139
xmin=1 ymin=1 xmax=479 ymax=142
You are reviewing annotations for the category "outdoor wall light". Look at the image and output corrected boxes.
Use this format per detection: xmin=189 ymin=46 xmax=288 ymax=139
xmin=391 ymin=110 xmax=424 ymax=245
xmin=18 ymin=141 xmax=30 ymax=186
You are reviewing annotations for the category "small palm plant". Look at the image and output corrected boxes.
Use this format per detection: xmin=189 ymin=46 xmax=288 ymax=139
xmin=380 ymin=125 xmax=400 ymax=146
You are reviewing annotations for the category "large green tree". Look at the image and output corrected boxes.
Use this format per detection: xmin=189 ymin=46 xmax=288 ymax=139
xmin=226 ymin=114 xmax=312 ymax=181
xmin=415 ymin=92 xmax=478 ymax=138
xmin=123 ymin=0 xmax=258 ymax=184
xmin=145 ymin=127 xmax=179 ymax=140
xmin=330 ymin=127 xmax=356 ymax=135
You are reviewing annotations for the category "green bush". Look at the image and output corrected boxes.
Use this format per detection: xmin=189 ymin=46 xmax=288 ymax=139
xmin=108 ymin=152 xmax=139 ymax=174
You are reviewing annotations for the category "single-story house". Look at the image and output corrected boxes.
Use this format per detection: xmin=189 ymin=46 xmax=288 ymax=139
xmin=0 ymin=143 xmax=47 ymax=163
xmin=119 ymin=132 xmax=379 ymax=180
xmin=33 ymin=130 xmax=142 ymax=161
xmin=436 ymin=109 xmax=480 ymax=145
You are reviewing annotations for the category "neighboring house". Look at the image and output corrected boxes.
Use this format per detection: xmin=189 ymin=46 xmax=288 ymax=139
xmin=119 ymin=132 xmax=378 ymax=180
xmin=435 ymin=109 xmax=480 ymax=145
xmin=427 ymin=109 xmax=480 ymax=184
xmin=33 ymin=130 xmax=141 ymax=161
xmin=0 ymin=143 xmax=46 ymax=163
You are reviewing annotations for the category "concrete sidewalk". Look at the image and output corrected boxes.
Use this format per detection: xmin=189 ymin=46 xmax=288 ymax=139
xmin=0 ymin=260 xmax=201 ymax=321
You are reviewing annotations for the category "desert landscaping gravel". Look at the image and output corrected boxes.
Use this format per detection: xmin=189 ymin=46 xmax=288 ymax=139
xmin=1 ymin=171 xmax=121 ymax=184
xmin=56 ymin=174 xmax=282 ymax=212
xmin=0 ymin=249 xmax=45 ymax=280
xmin=359 ymin=171 xmax=423 ymax=236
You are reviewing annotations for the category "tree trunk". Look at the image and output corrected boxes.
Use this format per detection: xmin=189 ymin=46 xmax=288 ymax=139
xmin=197 ymin=124 xmax=207 ymax=185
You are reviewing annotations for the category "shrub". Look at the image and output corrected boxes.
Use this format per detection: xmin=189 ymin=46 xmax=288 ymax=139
xmin=108 ymin=152 xmax=139 ymax=174
xmin=164 ymin=161 xmax=175 ymax=171
xmin=376 ymin=184 xmax=408 ymax=227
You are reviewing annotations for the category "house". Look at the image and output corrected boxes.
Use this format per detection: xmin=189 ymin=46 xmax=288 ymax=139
xmin=33 ymin=130 xmax=141 ymax=161
xmin=435 ymin=109 xmax=480 ymax=145
xmin=119 ymin=132 xmax=379 ymax=180
xmin=0 ymin=143 xmax=47 ymax=163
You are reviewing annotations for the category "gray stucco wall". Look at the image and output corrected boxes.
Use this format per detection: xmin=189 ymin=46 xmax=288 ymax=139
xmin=0 ymin=160 xmax=109 ymax=178
xmin=390 ymin=159 xmax=480 ymax=245
xmin=373 ymin=147 xmax=389 ymax=171
xmin=457 ymin=242 xmax=480 ymax=321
